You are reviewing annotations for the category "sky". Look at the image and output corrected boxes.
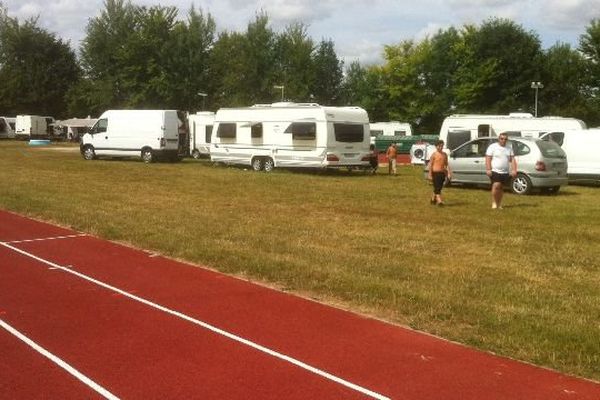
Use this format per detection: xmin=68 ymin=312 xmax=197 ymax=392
xmin=3 ymin=0 xmax=600 ymax=65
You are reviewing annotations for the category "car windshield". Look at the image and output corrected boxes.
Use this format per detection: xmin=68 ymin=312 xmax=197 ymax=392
xmin=536 ymin=140 xmax=566 ymax=159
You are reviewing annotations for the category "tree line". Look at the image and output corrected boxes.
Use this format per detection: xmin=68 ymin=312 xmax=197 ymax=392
xmin=1 ymin=0 xmax=599 ymax=133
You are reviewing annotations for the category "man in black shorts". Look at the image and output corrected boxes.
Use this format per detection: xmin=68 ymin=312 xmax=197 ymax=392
xmin=485 ymin=133 xmax=517 ymax=209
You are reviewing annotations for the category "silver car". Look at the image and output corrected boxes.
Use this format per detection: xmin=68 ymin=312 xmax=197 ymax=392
xmin=444 ymin=137 xmax=568 ymax=194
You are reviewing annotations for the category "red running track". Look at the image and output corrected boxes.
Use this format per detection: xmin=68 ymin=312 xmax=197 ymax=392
xmin=1 ymin=209 xmax=599 ymax=399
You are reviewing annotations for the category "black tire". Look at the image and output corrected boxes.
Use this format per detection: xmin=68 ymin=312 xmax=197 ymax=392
xmin=263 ymin=157 xmax=275 ymax=172
xmin=82 ymin=145 xmax=95 ymax=160
xmin=511 ymin=173 xmax=532 ymax=195
xmin=141 ymin=148 xmax=153 ymax=163
xmin=251 ymin=157 xmax=264 ymax=171
xmin=191 ymin=149 xmax=201 ymax=159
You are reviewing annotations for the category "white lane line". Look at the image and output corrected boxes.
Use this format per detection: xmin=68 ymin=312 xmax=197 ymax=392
xmin=0 ymin=318 xmax=119 ymax=400
xmin=5 ymin=234 xmax=87 ymax=244
xmin=0 ymin=241 xmax=390 ymax=400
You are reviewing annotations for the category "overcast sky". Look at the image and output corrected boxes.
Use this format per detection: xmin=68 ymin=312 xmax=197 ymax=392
xmin=3 ymin=0 xmax=600 ymax=65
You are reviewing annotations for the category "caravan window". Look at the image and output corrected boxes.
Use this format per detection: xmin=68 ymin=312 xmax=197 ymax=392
xmin=334 ymin=123 xmax=364 ymax=142
xmin=251 ymin=123 xmax=263 ymax=139
xmin=370 ymin=129 xmax=383 ymax=138
xmin=285 ymin=122 xmax=316 ymax=140
xmin=477 ymin=124 xmax=491 ymax=137
xmin=205 ymin=125 xmax=213 ymax=143
xmin=217 ymin=123 xmax=236 ymax=138
xmin=394 ymin=130 xmax=407 ymax=136
xmin=447 ymin=130 xmax=471 ymax=150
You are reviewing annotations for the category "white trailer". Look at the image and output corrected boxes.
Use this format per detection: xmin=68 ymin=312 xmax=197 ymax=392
xmin=188 ymin=111 xmax=215 ymax=159
xmin=0 ymin=117 xmax=16 ymax=139
xmin=369 ymin=121 xmax=412 ymax=144
xmin=439 ymin=113 xmax=587 ymax=150
xmin=210 ymin=103 xmax=371 ymax=171
xmin=15 ymin=115 xmax=48 ymax=139
xmin=541 ymin=129 xmax=600 ymax=183
xmin=80 ymin=110 xmax=186 ymax=163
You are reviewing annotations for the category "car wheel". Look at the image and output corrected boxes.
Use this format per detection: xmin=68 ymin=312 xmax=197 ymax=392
xmin=191 ymin=149 xmax=201 ymax=159
xmin=511 ymin=173 xmax=532 ymax=195
xmin=251 ymin=157 xmax=264 ymax=171
xmin=82 ymin=145 xmax=95 ymax=160
xmin=263 ymin=157 xmax=275 ymax=172
xmin=141 ymin=148 xmax=153 ymax=163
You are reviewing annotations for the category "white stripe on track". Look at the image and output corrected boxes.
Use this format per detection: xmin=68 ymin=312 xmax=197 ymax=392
xmin=0 ymin=318 xmax=119 ymax=400
xmin=6 ymin=234 xmax=87 ymax=244
xmin=0 ymin=241 xmax=390 ymax=400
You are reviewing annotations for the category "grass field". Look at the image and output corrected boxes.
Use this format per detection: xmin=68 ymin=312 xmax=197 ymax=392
xmin=1 ymin=140 xmax=599 ymax=381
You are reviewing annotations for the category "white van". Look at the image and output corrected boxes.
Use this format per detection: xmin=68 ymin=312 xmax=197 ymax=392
xmin=80 ymin=110 xmax=186 ymax=162
xmin=210 ymin=102 xmax=371 ymax=171
xmin=15 ymin=115 xmax=48 ymax=139
xmin=439 ymin=113 xmax=586 ymax=150
xmin=369 ymin=121 xmax=412 ymax=144
xmin=0 ymin=117 xmax=16 ymax=139
xmin=541 ymin=129 xmax=600 ymax=183
xmin=188 ymin=111 xmax=214 ymax=158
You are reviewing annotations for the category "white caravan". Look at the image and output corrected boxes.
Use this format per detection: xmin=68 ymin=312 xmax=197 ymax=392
xmin=210 ymin=102 xmax=371 ymax=171
xmin=15 ymin=115 xmax=48 ymax=139
xmin=80 ymin=110 xmax=186 ymax=162
xmin=0 ymin=117 xmax=16 ymax=139
xmin=369 ymin=121 xmax=412 ymax=144
xmin=439 ymin=113 xmax=587 ymax=150
xmin=188 ymin=111 xmax=215 ymax=158
xmin=541 ymin=129 xmax=600 ymax=183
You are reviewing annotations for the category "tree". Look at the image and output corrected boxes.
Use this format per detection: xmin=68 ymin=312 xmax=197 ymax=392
xmin=540 ymin=43 xmax=592 ymax=120
xmin=579 ymin=18 xmax=600 ymax=125
xmin=0 ymin=3 xmax=79 ymax=118
xmin=273 ymin=22 xmax=314 ymax=102
xmin=312 ymin=39 xmax=343 ymax=105
xmin=454 ymin=18 xmax=542 ymax=114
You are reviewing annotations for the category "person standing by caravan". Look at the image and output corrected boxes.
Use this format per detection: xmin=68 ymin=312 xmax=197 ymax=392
xmin=428 ymin=140 xmax=451 ymax=205
xmin=386 ymin=143 xmax=397 ymax=175
xmin=369 ymin=144 xmax=379 ymax=174
xmin=485 ymin=133 xmax=517 ymax=209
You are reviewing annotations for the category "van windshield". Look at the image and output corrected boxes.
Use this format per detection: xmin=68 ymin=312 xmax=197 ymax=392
xmin=334 ymin=123 xmax=364 ymax=142
xmin=537 ymin=140 xmax=566 ymax=159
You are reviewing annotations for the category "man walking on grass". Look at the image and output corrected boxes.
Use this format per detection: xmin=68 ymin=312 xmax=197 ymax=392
xmin=386 ymin=143 xmax=397 ymax=175
xmin=485 ymin=133 xmax=517 ymax=209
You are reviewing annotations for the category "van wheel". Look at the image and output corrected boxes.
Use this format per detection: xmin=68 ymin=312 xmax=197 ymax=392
xmin=191 ymin=149 xmax=201 ymax=159
xmin=263 ymin=157 xmax=275 ymax=172
xmin=511 ymin=173 xmax=532 ymax=195
xmin=251 ymin=157 xmax=264 ymax=171
xmin=82 ymin=145 xmax=95 ymax=160
xmin=141 ymin=148 xmax=153 ymax=163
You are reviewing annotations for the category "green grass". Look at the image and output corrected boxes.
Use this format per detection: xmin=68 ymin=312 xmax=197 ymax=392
xmin=1 ymin=140 xmax=599 ymax=381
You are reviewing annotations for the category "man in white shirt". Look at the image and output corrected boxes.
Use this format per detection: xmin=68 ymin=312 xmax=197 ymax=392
xmin=485 ymin=133 xmax=517 ymax=209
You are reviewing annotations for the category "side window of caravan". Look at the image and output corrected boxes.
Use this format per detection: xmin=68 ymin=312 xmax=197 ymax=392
xmin=217 ymin=123 xmax=236 ymax=138
xmin=447 ymin=130 xmax=471 ymax=150
xmin=394 ymin=130 xmax=407 ymax=136
xmin=477 ymin=124 xmax=491 ymax=137
xmin=285 ymin=122 xmax=316 ymax=140
xmin=91 ymin=119 xmax=107 ymax=134
xmin=205 ymin=125 xmax=213 ymax=143
xmin=334 ymin=123 xmax=364 ymax=142
xmin=370 ymin=129 xmax=383 ymax=138
xmin=251 ymin=123 xmax=263 ymax=139
xmin=504 ymin=131 xmax=521 ymax=137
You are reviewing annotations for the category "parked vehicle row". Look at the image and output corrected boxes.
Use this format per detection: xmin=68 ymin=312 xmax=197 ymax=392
xmin=430 ymin=136 xmax=568 ymax=195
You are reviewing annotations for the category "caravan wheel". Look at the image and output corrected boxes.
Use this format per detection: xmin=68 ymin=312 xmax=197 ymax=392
xmin=191 ymin=149 xmax=201 ymax=159
xmin=264 ymin=157 xmax=275 ymax=172
xmin=251 ymin=157 xmax=264 ymax=171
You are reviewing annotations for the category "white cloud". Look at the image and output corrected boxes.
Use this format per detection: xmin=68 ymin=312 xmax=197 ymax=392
xmin=3 ymin=0 xmax=599 ymax=62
